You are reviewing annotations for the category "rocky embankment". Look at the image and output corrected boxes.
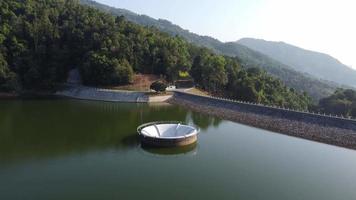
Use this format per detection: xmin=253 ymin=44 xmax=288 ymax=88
xmin=169 ymin=92 xmax=356 ymax=150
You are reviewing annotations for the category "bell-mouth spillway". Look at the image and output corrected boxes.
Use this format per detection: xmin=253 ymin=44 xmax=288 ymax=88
xmin=137 ymin=121 xmax=199 ymax=147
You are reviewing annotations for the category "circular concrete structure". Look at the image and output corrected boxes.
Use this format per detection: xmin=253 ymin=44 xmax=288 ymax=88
xmin=137 ymin=121 xmax=199 ymax=147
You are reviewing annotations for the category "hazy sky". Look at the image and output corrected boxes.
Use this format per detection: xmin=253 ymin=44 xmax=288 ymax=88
xmin=96 ymin=0 xmax=356 ymax=69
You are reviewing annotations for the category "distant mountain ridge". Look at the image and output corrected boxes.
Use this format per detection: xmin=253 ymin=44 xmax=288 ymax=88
xmin=238 ymin=38 xmax=356 ymax=87
xmin=80 ymin=0 xmax=223 ymax=50
xmin=81 ymin=0 xmax=340 ymax=101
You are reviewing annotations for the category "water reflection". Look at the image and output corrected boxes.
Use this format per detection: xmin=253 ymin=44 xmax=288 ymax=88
xmin=140 ymin=143 xmax=198 ymax=156
xmin=0 ymin=99 xmax=221 ymax=163
xmin=189 ymin=112 xmax=223 ymax=131
xmin=120 ymin=134 xmax=140 ymax=148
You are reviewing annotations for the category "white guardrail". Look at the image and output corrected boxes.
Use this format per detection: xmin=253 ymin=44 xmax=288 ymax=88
xmin=174 ymin=91 xmax=356 ymax=122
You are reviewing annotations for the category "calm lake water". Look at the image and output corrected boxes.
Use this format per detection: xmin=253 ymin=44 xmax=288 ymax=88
xmin=1 ymin=99 xmax=356 ymax=200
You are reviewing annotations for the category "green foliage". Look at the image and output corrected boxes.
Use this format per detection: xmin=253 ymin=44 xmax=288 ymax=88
xmin=0 ymin=54 xmax=7 ymax=83
xmin=191 ymin=48 xmax=228 ymax=92
xmin=0 ymin=0 xmax=194 ymax=90
xmin=115 ymin=59 xmax=134 ymax=84
xmin=318 ymin=89 xmax=356 ymax=117
xmin=238 ymin=38 xmax=356 ymax=88
xmin=190 ymin=48 xmax=311 ymax=110
xmin=226 ymin=67 xmax=311 ymax=110
xmin=150 ymin=81 xmax=167 ymax=93
xmin=178 ymin=71 xmax=189 ymax=78
xmin=220 ymin=42 xmax=336 ymax=101
xmin=80 ymin=52 xmax=133 ymax=86
xmin=82 ymin=0 xmax=338 ymax=102
xmin=0 ymin=0 xmax=313 ymax=110
xmin=0 ymin=53 xmax=19 ymax=91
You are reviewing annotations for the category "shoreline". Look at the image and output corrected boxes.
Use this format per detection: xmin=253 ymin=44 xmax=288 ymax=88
xmin=0 ymin=88 xmax=171 ymax=103
xmin=0 ymin=92 xmax=19 ymax=99
xmin=4 ymin=88 xmax=356 ymax=150
xmin=55 ymin=85 xmax=175 ymax=103
xmin=168 ymin=96 xmax=356 ymax=150
xmin=0 ymin=91 xmax=58 ymax=100
xmin=55 ymin=85 xmax=148 ymax=102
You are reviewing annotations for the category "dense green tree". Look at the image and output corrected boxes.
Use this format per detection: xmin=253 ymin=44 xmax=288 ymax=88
xmin=81 ymin=0 xmax=339 ymax=102
xmin=0 ymin=53 xmax=7 ymax=82
xmin=225 ymin=67 xmax=311 ymax=110
xmin=191 ymin=50 xmax=227 ymax=93
xmin=114 ymin=59 xmax=134 ymax=84
xmin=80 ymin=52 xmax=133 ymax=86
xmin=150 ymin=81 xmax=166 ymax=93
xmin=0 ymin=53 xmax=19 ymax=91
xmin=190 ymin=49 xmax=207 ymax=85
xmin=203 ymin=55 xmax=227 ymax=92
xmin=0 ymin=0 xmax=313 ymax=110
xmin=318 ymin=89 xmax=356 ymax=117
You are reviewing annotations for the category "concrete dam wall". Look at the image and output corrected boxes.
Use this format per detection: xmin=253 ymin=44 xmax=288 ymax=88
xmin=56 ymin=85 xmax=148 ymax=102
xmin=170 ymin=91 xmax=356 ymax=149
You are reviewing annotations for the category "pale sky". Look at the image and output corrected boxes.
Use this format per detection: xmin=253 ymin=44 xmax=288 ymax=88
xmin=96 ymin=0 xmax=356 ymax=69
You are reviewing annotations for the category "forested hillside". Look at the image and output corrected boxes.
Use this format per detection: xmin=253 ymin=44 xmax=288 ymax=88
xmin=219 ymin=42 xmax=336 ymax=100
xmin=238 ymin=38 xmax=356 ymax=87
xmin=318 ymin=89 xmax=356 ymax=117
xmin=0 ymin=0 xmax=312 ymax=110
xmin=80 ymin=0 xmax=338 ymax=101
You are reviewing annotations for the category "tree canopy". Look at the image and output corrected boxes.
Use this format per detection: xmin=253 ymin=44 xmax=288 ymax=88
xmin=0 ymin=0 xmax=312 ymax=110
xmin=318 ymin=89 xmax=356 ymax=117
xmin=80 ymin=0 xmax=338 ymax=102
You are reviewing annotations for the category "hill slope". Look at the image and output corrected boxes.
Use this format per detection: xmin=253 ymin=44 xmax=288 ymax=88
xmin=0 ymin=0 xmax=312 ymax=110
xmin=238 ymin=38 xmax=356 ymax=87
xmin=80 ymin=0 xmax=337 ymax=101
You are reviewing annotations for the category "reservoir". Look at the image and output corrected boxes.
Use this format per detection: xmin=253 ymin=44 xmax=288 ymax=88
xmin=1 ymin=99 xmax=356 ymax=200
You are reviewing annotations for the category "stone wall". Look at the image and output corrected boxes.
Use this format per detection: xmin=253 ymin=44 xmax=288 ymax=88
xmin=170 ymin=91 xmax=356 ymax=149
